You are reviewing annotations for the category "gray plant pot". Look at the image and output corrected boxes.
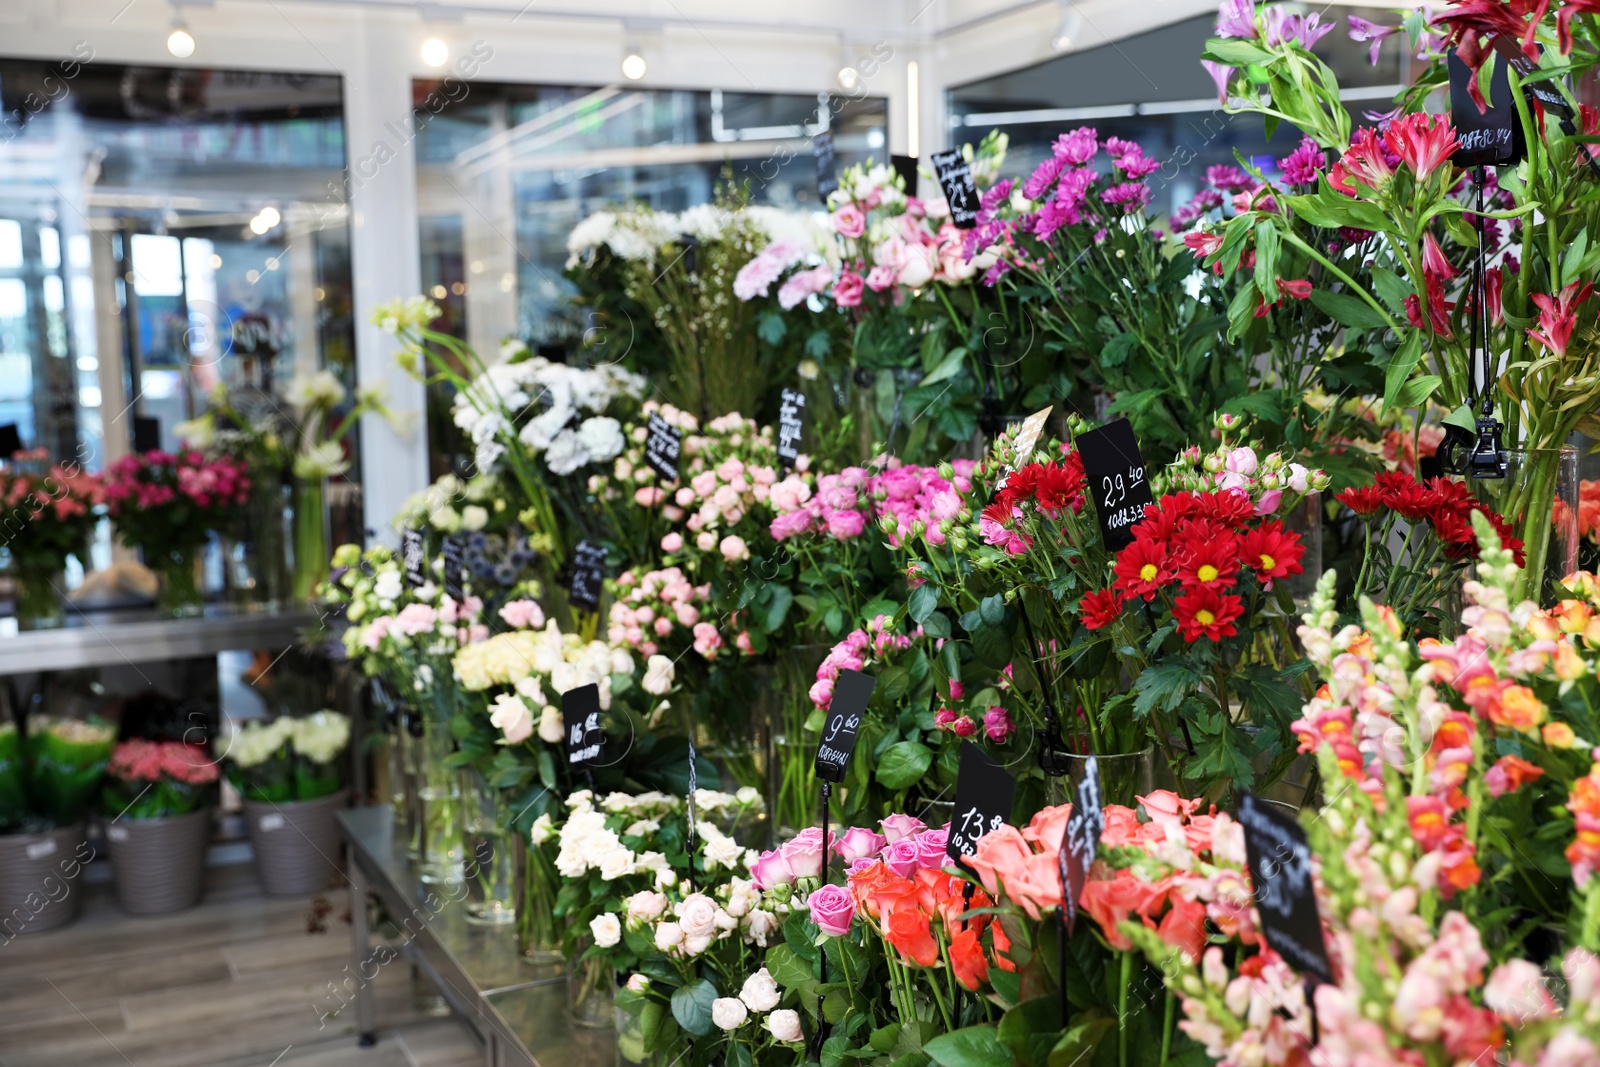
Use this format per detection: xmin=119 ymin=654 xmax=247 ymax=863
xmin=106 ymin=808 xmax=211 ymax=916
xmin=0 ymin=823 xmax=89 ymax=936
xmin=243 ymin=790 xmax=346 ymax=897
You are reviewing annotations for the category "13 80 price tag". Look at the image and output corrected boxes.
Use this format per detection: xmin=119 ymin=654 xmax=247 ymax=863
xmin=1075 ymin=417 xmax=1155 ymax=552
xmin=946 ymin=743 xmax=1015 ymax=860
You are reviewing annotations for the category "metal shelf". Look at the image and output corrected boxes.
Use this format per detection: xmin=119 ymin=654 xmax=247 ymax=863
xmin=0 ymin=606 xmax=317 ymax=674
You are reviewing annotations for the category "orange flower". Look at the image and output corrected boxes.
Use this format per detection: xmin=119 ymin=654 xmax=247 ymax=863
xmin=991 ymin=918 xmax=1017 ymax=973
xmin=1080 ymin=869 xmax=1156 ymax=951
xmin=849 ymin=861 xmax=920 ymax=922
xmin=1348 ymin=631 xmax=1374 ymax=660
xmin=1022 ymin=803 xmax=1074 ymax=854
xmin=1554 ymin=599 xmax=1594 ymax=634
xmin=1439 ymin=835 xmax=1481 ymax=896
xmin=949 ymin=927 xmax=989 ymax=990
xmin=1432 ymin=711 xmax=1475 ymax=753
xmin=1554 ymin=640 xmax=1587 ymax=681
xmin=1155 ymin=892 xmax=1208 ymax=963
xmin=1407 ymin=794 xmax=1451 ymax=851
xmin=1543 ymin=723 xmax=1579 ymax=749
xmin=963 ymin=826 xmax=1034 ymax=902
xmin=884 ymin=907 xmax=939 ymax=967
xmin=1485 ymin=683 xmax=1546 ymax=733
xmin=1485 ymin=754 xmax=1544 ymax=798
xmin=1526 ymin=610 xmax=1562 ymax=642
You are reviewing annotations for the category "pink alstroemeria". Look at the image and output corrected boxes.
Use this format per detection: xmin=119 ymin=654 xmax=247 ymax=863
xmin=1527 ymin=282 xmax=1596 ymax=358
xmin=1214 ymin=0 xmax=1257 ymax=39
xmin=1383 ymin=112 xmax=1460 ymax=182
xmin=1421 ymin=232 xmax=1458 ymax=281
xmin=1201 ymin=60 xmax=1233 ymax=103
xmin=1347 ymin=15 xmax=1398 ymax=66
xmin=1329 ymin=127 xmax=1394 ymax=195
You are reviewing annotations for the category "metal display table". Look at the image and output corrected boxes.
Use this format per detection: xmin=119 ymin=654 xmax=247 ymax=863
xmin=337 ymin=806 xmax=615 ymax=1067
xmin=0 ymin=605 xmax=316 ymax=673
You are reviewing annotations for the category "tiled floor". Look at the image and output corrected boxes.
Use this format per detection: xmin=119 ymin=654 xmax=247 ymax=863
xmin=0 ymin=864 xmax=481 ymax=1067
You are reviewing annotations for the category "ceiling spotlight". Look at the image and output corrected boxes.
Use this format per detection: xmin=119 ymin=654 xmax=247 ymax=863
xmin=166 ymin=16 xmax=196 ymax=58
xmin=257 ymin=206 xmax=280 ymax=228
xmin=420 ymin=36 xmax=449 ymax=68
xmin=1052 ymin=4 xmax=1083 ymax=50
xmin=837 ymin=66 xmax=860 ymax=91
xmin=621 ymin=52 xmax=647 ymax=80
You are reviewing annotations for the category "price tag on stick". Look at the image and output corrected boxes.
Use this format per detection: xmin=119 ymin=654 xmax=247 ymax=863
xmin=643 ymin=411 xmax=682 ymax=483
xmin=777 ymin=388 xmax=807 ymax=471
xmin=1076 ymin=417 xmax=1155 ymax=552
xmin=569 ymin=540 xmax=607 ymax=612
xmin=1237 ymin=793 xmax=1335 ymax=986
xmin=562 ymin=684 xmax=605 ymax=771
xmin=946 ymin=743 xmax=1016 ymax=860
xmin=929 ymin=148 xmax=979 ymax=229
xmin=1059 ymin=757 xmax=1105 ymax=934
xmin=402 ymin=528 xmax=427 ymax=588
xmin=814 ymin=130 xmax=838 ymax=200
xmin=1449 ymin=48 xmax=1521 ymax=167
xmin=814 ymin=669 xmax=874 ymax=783
xmin=441 ymin=535 xmax=466 ymax=603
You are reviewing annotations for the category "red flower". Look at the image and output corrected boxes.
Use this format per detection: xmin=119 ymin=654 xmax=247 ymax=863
xmin=1113 ymin=537 xmax=1172 ymax=602
xmin=1330 ymin=127 xmax=1393 ymax=194
xmin=1404 ymin=271 xmax=1455 ymax=339
xmin=1195 ymin=488 xmax=1255 ymax=527
xmin=949 ymin=927 xmax=990 ymax=991
xmin=1174 ymin=532 xmax=1241 ymax=590
xmin=1080 ymin=588 xmax=1124 ymax=630
xmin=1431 ymin=4 xmax=1538 ymax=111
xmin=995 ymin=463 xmax=1044 ymax=510
xmin=1183 ymin=231 xmax=1223 ymax=259
xmin=1527 ymin=281 xmax=1594 ymax=359
xmin=1384 ymin=113 xmax=1460 ymax=181
xmin=1336 ymin=484 xmax=1386 ymax=517
xmin=1034 ymin=457 xmax=1087 ymax=514
xmin=1173 ymin=586 xmax=1245 ymax=642
xmin=1421 ymin=231 xmax=1458 ymax=280
xmin=1239 ymin=521 xmax=1305 ymax=582
xmin=884 ymin=907 xmax=939 ymax=967
xmin=1276 ymin=278 xmax=1313 ymax=300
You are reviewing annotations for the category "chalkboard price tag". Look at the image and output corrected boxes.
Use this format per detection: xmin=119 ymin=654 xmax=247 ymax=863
xmin=814 ymin=669 xmax=874 ymax=783
xmin=441 ymin=535 xmax=466 ymax=603
xmin=562 ymin=683 xmax=604 ymax=769
xmin=569 ymin=539 xmax=607 ymax=613
xmin=402 ymin=528 xmax=427 ymax=589
xmin=946 ymin=743 xmax=1016 ymax=860
xmin=777 ymin=388 xmax=807 ymax=470
xmin=1076 ymin=418 xmax=1155 ymax=552
xmin=1237 ymin=793 xmax=1335 ymax=986
xmin=1059 ymin=757 xmax=1105 ymax=934
xmin=814 ymin=130 xmax=838 ymax=200
xmin=930 ymin=148 xmax=979 ymax=229
xmin=643 ymin=412 xmax=682 ymax=483
xmin=1450 ymin=47 xmax=1521 ymax=167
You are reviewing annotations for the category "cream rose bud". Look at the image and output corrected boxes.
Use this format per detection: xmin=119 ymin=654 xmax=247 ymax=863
xmin=683 ymin=932 xmax=714 ymax=957
xmin=590 ymin=913 xmax=622 ymax=948
xmin=676 ymin=893 xmax=719 ymax=938
xmin=626 ymin=973 xmax=649 ymax=993
xmin=598 ymin=847 xmax=636 ymax=880
xmin=654 ymin=921 xmax=683 ymax=952
xmin=713 ymin=908 xmax=738 ymax=933
xmin=655 ymin=869 xmax=678 ymax=890
xmin=766 ymin=1009 xmax=803 ymax=1042
xmin=537 ymin=704 xmax=564 ymax=744
xmin=461 ymin=505 xmax=489 ymax=531
xmin=626 ymin=890 xmax=668 ymax=921
xmin=739 ymin=968 xmax=781 ymax=1012
xmin=695 ymin=531 xmax=717 ymax=552
xmin=489 ymin=693 xmax=534 ymax=744
xmin=711 ymin=998 xmax=748 ymax=1031
xmin=529 ymin=813 xmax=555 ymax=845
xmin=735 ymin=786 xmax=761 ymax=806
xmin=642 ymin=654 xmax=675 ymax=696
xmin=742 ymin=909 xmax=778 ymax=946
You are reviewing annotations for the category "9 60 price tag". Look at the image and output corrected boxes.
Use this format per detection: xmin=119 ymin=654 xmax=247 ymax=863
xmin=814 ymin=669 xmax=874 ymax=784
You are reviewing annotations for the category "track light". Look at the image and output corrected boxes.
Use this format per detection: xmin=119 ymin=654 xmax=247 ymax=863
xmin=1052 ymin=4 xmax=1083 ymax=50
xmin=837 ymin=66 xmax=860 ymax=91
xmin=621 ymin=51 xmax=647 ymax=80
xmin=167 ymin=14 xmax=195 ymax=58
xmin=420 ymin=36 xmax=448 ymax=68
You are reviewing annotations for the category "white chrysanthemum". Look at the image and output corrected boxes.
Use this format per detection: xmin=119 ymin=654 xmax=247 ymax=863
xmin=576 ymin=417 xmax=624 ymax=464
xmin=567 ymin=211 xmax=617 ymax=262
xmin=675 ymin=203 xmax=726 ymax=241
xmin=290 ymin=711 xmax=351 ymax=764
xmin=228 ymin=717 xmax=294 ymax=769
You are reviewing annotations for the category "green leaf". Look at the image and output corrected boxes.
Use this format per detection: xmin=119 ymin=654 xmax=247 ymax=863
xmin=1133 ymin=659 xmax=1204 ymax=718
xmin=1254 ymin=219 xmax=1279 ymax=302
xmin=971 ymin=622 xmax=1014 ymax=671
xmin=1048 ymin=1015 xmax=1117 ymax=1067
xmin=909 ymin=584 xmax=940 ymax=625
xmin=757 ymin=311 xmax=787 ymax=346
xmin=923 ymin=346 xmax=970 ymax=387
xmin=1382 ymin=332 xmax=1423 ymax=414
xmin=1204 ymin=37 xmax=1275 ymax=66
xmin=1100 ymin=333 xmax=1137 ymax=369
xmin=925 ymin=1025 xmax=1016 ymax=1067
xmin=998 ymin=998 xmax=1063 ymax=1067
xmin=877 ymin=740 xmax=935 ymax=790
xmin=804 ymin=330 xmax=831 ymax=358
xmin=1368 ymin=266 xmax=1412 ymax=316
xmin=763 ymin=584 xmax=794 ymax=633
xmin=979 ymin=594 xmax=1007 ymax=627
xmin=1308 ymin=288 xmax=1389 ymax=330
xmin=1392 ymin=373 xmax=1442 ymax=410
xmin=922 ymin=611 xmax=951 ymax=639
xmin=670 ymin=979 xmax=717 ymax=1038
xmin=727 ymin=1044 xmax=754 ymax=1067
xmin=766 ymin=943 xmax=814 ymax=988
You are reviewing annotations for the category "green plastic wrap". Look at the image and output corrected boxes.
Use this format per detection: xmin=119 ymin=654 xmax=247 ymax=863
xmin=27 ymin=717 xmax=117 ymax=826
xmin=0 ymin=723 xmax=27 ymax=828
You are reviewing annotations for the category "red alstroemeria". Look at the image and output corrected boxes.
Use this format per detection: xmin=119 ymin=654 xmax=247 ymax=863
xmin=1113 ymin=536 xmax=1172 ymax=602
xmin=1080 ymin=587 xmax=1124 ymax=630
xmin=1276 ymin=278 xmax=1313 ymax=299
xmin=1405 ymin=271 xmax=1455 ymax=339
xmin=1421 ymin=231 xmax=1458 ymax=280
xmin=1431 ymin=2 xmax=1534 ymax=110
xmin=1173 ymin=586 xmax=1245 ymax=642
xmin=1174 ymin=533 xmax=1241 ymax=590
xmin=1239 ymin=520 xmax=1305 ymax=582
xmin=1384 ymin=112 xmax=1460 ymax=182
xmin=1527 ymin=281 xmax=1595 ymax=358
xmin=1183 ymin=230 xmax=1222 ymax=259
xmin=1330 ymin=127 xmax=1393 ymax=194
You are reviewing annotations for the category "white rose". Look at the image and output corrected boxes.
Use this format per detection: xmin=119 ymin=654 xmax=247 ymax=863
xmin=514 ymin=676 xmax=546 ymax=705
xmin=626 ymin=891 xmax=668 ymax=922
xmin=488 ymin=693 xmax=534 ymax=745
xmin=529 ymin=814 xmax=555 ymax=845
xmin=676 ymin=893 xmax=718 ymax=939
xmin=374 ymin=570 xmax=402 ymax=604
xmin=739 ymin=968 xmax=781 ymax=1013
xmin=634 ymin=851 xmax=669 ymax=872
xmin=610 ymin=648 xmax=634 ymax=675
xmin=544 ymin=428 xmax=588 ymax=475
xmin=642 ymin=654 xmax=675 ymax=696
xmin=626 ymin=973 xmax=650 ymax=993
xmin=766 ymin=1009 xmax=803 ymax=1043
xmin=461 ymin=505 xmax=489 ymax=531
xmin=537 ymin=705 xmax=563 ymax=744
xmin=734 ymin=786 xmax=761 ymax=807
xmin=711 ymin=998 xmax=748 ymax=1031
xmin=655 ymin=869 xmax=678 ymax=890
xmin=654 ymin=921 xmax=683 ymax=952
xmin=598 ymin=846 xmax=636 ymax=881
xmin=590 ymin=913 xmax=621 ymax=948
xmin=624 ymin=819 xmax=661 ymax=838
xmin=743 ymin=909 xmax=778 ymax=947
xmin=713 ymin=907 xmax=738 ymax=933
xmin=683 ymin=932 xmax=714 ymax=957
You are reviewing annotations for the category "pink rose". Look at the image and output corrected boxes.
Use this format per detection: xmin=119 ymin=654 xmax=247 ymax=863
xmin=825 ymin=509 xmax=865 ymax=539
xmin=879 ymin=814 xmax=926 ymax=844
xmin=770 ymin=511 xmax=813 ymax=541
xmin=661 ymin=532 xmax=684 ymax=553
xmin=951 ymin=716 xmax=978 ymax=738
xmin=832 ymin=204 xmax=866 ymax=239
xmin=696 ymin=531 xmax=717 ymax=552
xmin=653 ymin=617 xmax=674 ymax=636
xmin=880 ymin=837 xmax=920 ymax=877
xmin=751 ymin=848 xmax=796 ymax=890
xmin=833 ymin=271 xmax=864 ymax=308
xmin=914 ymin=829 xmax=950 ymax=869
xmin=498 ymin=599 xmax=545 ymax=630
xmin=865 ymin=264 xmax=897 ymax=292
xmin=780 ymin=827 xmax=833 ymax=878
xmin=835 ymin=826 xmax=887 ymax=863
xmin=635 ymin=486 xmax=665 ymax=507
xmin=1254 ymin=489 xmax=1283 ymax=515
xmin=984 ymin=706 xmax=1015 ymax=743
xmin=948 ymin=680 xmax=965 ymax=701
xmin=719 ymin=535 xmax=749 ymax=562
xmin=808 ymin=883 xmax=856 ymax=936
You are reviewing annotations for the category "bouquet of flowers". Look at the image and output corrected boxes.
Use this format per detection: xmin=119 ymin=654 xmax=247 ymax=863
xmin=102 ymin=740 xmax=219 ymax=819
xmin=1 ymin=449 xmax=104 ymax=626
xmin=0 ymin=717 xmax=117 ymax=832
xmin=225 ymin=712 xmax=351 ymax=802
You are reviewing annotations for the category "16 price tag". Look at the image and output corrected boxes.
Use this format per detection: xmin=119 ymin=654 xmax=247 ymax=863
xmin=562 ymin=684 xmax=604 ymax=770
xmin=930 ymin=148 xmax=978 ymax=229
xmin=777 ymin=388 xmax=807 ymax=470
xmin=1237 ymin=793 xmax=1334 ymax=986
xmin=815 ymin=669 xmax=874 ymax=784
xmin=946 ymin=743 xmax=1016 ymax=860
xmin=1076 ymin=418 xmax=1155 ymax=552
xmin=644 ymin=411 xmax=683 ymax=483
xmin=402 ymin=528 xmax=427 ymax=588
xmin=1059 ymin=757 xmax=1105 ymax=933
xmin=569 ymin=540 xmax=607 ymax=613
xmin=441 ymin=535 xmax=466 ymax=603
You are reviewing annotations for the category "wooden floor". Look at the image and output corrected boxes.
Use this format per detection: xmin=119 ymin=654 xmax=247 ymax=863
xmin=0 ymin=863 xmax=482 ymax=1067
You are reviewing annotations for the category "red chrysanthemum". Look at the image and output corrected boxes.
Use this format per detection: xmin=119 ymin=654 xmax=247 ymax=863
xmin=1195 ymin=488 xmax=1255 ymax=527
xmin=1239 ymin=521 xmax=1305 ymax=582
xmin=1336 ymin=484 xmax=1386 ymax=517
xmin=995 ymin=464 xmax=1044 ymax=510
xmin=1113 ymin=536 xmax=1173 ymax=602
xmin=1080 ymin=588 xmax=1124 ymax=630
xmin=1035 ymin=457 xmax=1087 ymax=515
xmin=1173 ymin=586 xmax=1245 ymax=643
xmin=1376 ymin=472 xmax=1438 ymax=521
xmin=1174 ymin=532 xmax=1241 ymax=590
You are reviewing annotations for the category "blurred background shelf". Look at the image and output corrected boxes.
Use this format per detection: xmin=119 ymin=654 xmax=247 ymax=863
xmin=0 ymin=606 xmax=317 ymax=674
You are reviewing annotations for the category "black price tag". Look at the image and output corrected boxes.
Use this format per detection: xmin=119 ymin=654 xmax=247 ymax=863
xmin=1059 ymin=757 xmax=1105 ymax=934
xmin=1450 ymin=47 xmax=1521 ymax=166
xmin=569 ymin=539 xmax=607 ymax=613
xmin=890 ymin=153 xmax=919 ymax=194
xmin=402 ymin=528 xmax=427 ymax=589
xmin=1076 ymin=418 xmax=1155 ymax=552
xmin=777 ymin=388 xmax=807 ymax=470
xmin=1494 ymin=36 xmax=1569 ymax=114
xmin=814 ymin=669 xmax=874 ymax=783
xmin=946 ymin=743 xmax=1015 ymax=860
xmin=930 ymin=148 xmax=979 ymax=229
xmin=562 ymin=683 xmax=604 ymax=769
xmin=814 ymin=130 xmax=837 ymax=200
xmin=643 ymin=411 xmax=682 ymax=483
xmin=1237 ymin=793 xmax=1335 ymax=987
xmin=441 ymin=535 xmax=465 ymax=603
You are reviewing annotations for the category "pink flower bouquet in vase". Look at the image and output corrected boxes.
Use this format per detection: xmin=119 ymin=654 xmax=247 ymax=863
xmin=0 ymin=449 xmax=103 ymax=629
xmin=104 ymin=449 xmax=250 ymax=616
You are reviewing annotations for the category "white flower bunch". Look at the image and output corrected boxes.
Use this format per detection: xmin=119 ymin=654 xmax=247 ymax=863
xmin=372 ymin=295 xmax=441 ymax=335
xmin=286 ymin=369 xmax=346 ymax=412
xmin=291 ymin=711 xmax=351 ymax=764
xmin=555 ymin=808 xmax=637 ymax=881
xmin=451 ymin=354 xmax=644 ymax=476
xmin=453 ymin=619 xmax=624 ymax=707
xmin=565 ymin=205 xmax=679 ymax=267
xmin=227 ymin=717 xmax=294 ymax=769
xmin=829 ymin=161 xmax=903 ymax=212
xmin=693 ymin=786 xmax=764 ymax=817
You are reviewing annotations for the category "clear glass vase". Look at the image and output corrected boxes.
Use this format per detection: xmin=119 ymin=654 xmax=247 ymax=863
xmin=229 ymin=478 xmax=291 ymax=612
xmin=1050 ymin=747 xmax=1155 ymax=809
xmin=566 ymin=940 xmax=616 ymax=1029
xmin=150 ymin=544 xmax=205 ymax=617
xmin=515 ymin=833 xmax=565 ymax=966
xmin=461 ymin=771 xmax=515 ymax=926
xmin=766 ymin=643 xmax=829 ymax=841
xmin=11 ymin=563 xmax=65 ymax=630
xmin=615 ymin=991 xmax=648 ymax=1066
xmin=413 ymin=718 xmax=462 ymax=885
xmin=1476 ymin=447 xmax=1579 ymax=605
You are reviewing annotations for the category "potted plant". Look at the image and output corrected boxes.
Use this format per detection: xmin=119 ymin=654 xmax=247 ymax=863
xmin=0 ymin=449 xmax=104 ymax=629
xmin=101 ymin=739 xmax=218 ymax=915
xmin=226 ymin=711 xmax=350 ymax=896
xmin=0 ymin=716 xmax=115 ymax=936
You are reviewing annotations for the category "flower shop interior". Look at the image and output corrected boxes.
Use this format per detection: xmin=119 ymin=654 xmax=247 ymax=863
xmin=6 ymin=0 xmax=1600 ymax=1065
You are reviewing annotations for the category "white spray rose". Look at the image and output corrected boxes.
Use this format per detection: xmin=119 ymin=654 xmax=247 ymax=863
xmin=739 ymin=968 xmax=780 ymax=1013
xmin=766 ymin=1009 xmax=803 ymax=1042
xmin=589 ymin=913 xmax=621 ymax=948
xmin=711 ymin=998 xmax=748 ymax=1031
xmin=642 ymin=655 xmax=675 ymax=696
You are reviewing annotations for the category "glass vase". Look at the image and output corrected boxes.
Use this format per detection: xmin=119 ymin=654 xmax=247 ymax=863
xmin=413 ymin=717 xmax=462 ymax=885
xmin=1476 ymin=447 xmax=1579 ymax=605
xmin=566 ymin=940 xmax=616 ymax=1029
xmin=766 ymin=643 xmax=829 ymax=841
xmin=515 ymin=833 xmax=565 ymax=966
xmin=615 ymin=991 xmax=648 ymax=1066
xmin=1050 ymin=747 xmax=1155 ymax=809
xmin=150 ymin=544 xmax=205 ymax=617
xmin=229 ymin=478 xmax=291 ymax=612
xmin=11 ymin=563 xmax=65 ymax=630
xmin=1279 ymin=490 xmax=1322 ymax=606
xmin=461 ymin=770 xmax=515 ymax=926
xmin=291 ymin=478 xmax=329 ymax=604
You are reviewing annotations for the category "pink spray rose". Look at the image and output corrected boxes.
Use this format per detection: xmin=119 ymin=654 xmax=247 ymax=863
xmin=879 ymin=813 xmax=926 ymax=843
xmin=835 ymin=826 xmax=887 ymax=863
xmin=808 ymin=883 xmax=856 ymax=936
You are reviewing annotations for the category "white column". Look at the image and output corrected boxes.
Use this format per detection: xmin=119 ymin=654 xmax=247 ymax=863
xmin=342 ymin=15 xmax=428 ymax=546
